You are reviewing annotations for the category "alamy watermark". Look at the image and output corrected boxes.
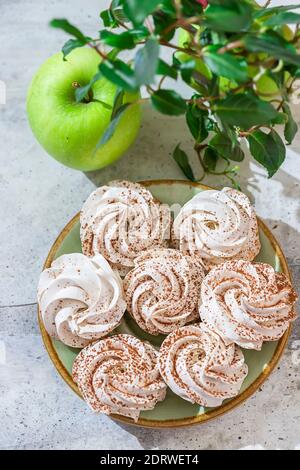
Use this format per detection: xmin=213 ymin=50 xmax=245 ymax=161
xmin=0 ymin=80 xmax=6 ymax=105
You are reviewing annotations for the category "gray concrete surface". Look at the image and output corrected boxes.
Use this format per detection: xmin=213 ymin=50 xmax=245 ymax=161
xmin=0 ymin=0 xmax=299 ymax=450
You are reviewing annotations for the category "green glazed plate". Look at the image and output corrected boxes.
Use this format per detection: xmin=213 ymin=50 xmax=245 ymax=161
xmin=38 ymin=180 xmax=291 ymax=428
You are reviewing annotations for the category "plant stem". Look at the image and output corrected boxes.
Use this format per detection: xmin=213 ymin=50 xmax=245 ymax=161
xmin=218 ymin=40 xmax=244 ymax=54
xmin=158 ymin=75 xmax=167 ymax=89
xmin=89 ymin=43 xmax=108 ymax=60
xmin=159 ymin=40 xmax=202 ymax=58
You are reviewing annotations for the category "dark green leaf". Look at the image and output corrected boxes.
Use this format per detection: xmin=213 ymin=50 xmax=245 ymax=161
xmin=203 ymin=147 xmax=218 ymax=171
xmin=128 ymin=26 xmax=150 ymax=40
xmin=189 ymin=70 xmax=211 ymax=95
xmin=204 ymin=1 xmax=253 ymax=33
xmin=173 ymin=144 xmax=195 ymax=181
xmin=74 ymin=71 xmax=102 ymax=103
xmin=181 ymin=0 xmax=205 ymax=17
xmin=107 ymin=48 xmax=120 ymax=61
xmin=123 ymin=0 xmax=162 ymax=26
xmin=75 ymin=83 xmax=92 ymax=103
xmin=264 ymin=12 xmax=300 ymax=27
xmin=134 ymin=38 xmax=159 ymax=86
xmin=153 ymin=11 xmax=176 ymax=41
xmin=254 ymin=4 xmax=300 ymax=19
xmin=269 ymin=69 xmax=285 ymax=89
xmin=203 ymin=49 xmax=248 ymax=83
xmin=50 ymin=19 xmax=88 ymax=42
xmin=248 ymin=129 xmax=286 ymax=177
xmin=244 ymin=34 xmax=300 ymax=67
xmin=62 ymin=38 xmax=86 ymax=59
xmin=100 ymin=9 xmax=118 ymax=28
xmin=97 ymin=103 xmax=131 ymax=149
xmin=159 ymin=0 xmax=176 ymax=16
xmin=271 ymin=112 xmax=288 ymax=125
xmin=180 ymin=59 xmax=197 ymax=84
xmin=100 ymin=30 xmax=135 ymax=49
xmin=111 ymin=0 xmax=130 ymax=23
xmin=111 ymin=89 xmax=125 ymax=120
xmin=208 ymin=0 xmax=237 ymax=4
xmin=208 ymin=74 xmax=219 ymax=96
xmin=283 ymin=103 xmax=298 ymax=145
xmin=186 ymin=102 xmax=209 ymax=143
xmin=151 ymin=90 xmax=187 ymax=116
xmin=215 ymin=93 xmax=279 ymax=129
xmin=156 ymin=59 xmax=178 ymax=80
xmin=99 ymin=60 xmax=137 ymax=92
xmin=209 ymin=132 xmax=245 ymax=162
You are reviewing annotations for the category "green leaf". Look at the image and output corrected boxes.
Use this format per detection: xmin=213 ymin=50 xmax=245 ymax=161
xmin=74 ymin=71 xmax=102 ymax=103
xmin=254 ymin=4 xmax=300 ymax=19
xmin=208 ymin=74 xmax=219 ymax=96
xmin=283 ymin=103 xmax=298 ymax=145
xmin=128 ymin=26 xmax=150 ymax=41
xmin=244 ymin=34 xmax=300 ymax=67
xmin=248 ymin=129 xmax=286 ymax=177
xmin=100 ymin=30 xmax=135 ymax=49
xmin=75 ymin=83 xmax=92 ymax=103
xmin=159 ymin=0 xmax=176 ymax=16
xmin=270 ymin=112 xmax=288 ymax=125
xmin=151 ymin=90 xmax=187 ymax=116
xmin=180 ymin=59 xmax=197 ymax=84
xmin=186 ymin=102 xmax=209 ymax=143
xmin=111 ymin=0 xmax=130 ymax=23
xmin=62 ymin=38 xmax=86 ymax=59
xmin=203 ymin=147 xmax=218 ymax=171
xmin=189 ymin=70 xmax=211 ymax=95
xmin=173 ymin=144 xmax=195 ymax=181
xmin=215 ymin=93 xmax=279 ymax=130
xmin=153 ymin=10 xmax=176 ymax=42
xmin=181 ymin=0 xmax=205 ymax=17
xmin=111 ymin=89 xmax=125 ymax=120
xmin=204 ymin=1 xmax=253 ymax=33
xmin=209 ymin=132 xmax=245 ymax=162
xmin=264 ymin=11 xmax=300 ymax=27
xmin=156 ymin=59 xmax=178 ymax=80
xmin=50 ymin=19 xmax=88 ymax=42
xmin=96 ymin=103 xmax=131 ymax=149
xmin=134 ymin=38 xmax=159 ymax=86
xmin=100 ymin=9 xmax=118 ymax=28
xmin=123 ymin=0 xmax=162 ymax=26
xmin=107 ymin=48 xmax=120 ymax=61
xmin=203 ymin=49 xmax=248 ymax=83
xmin=99 ymin=60 xmax=137 ymax=92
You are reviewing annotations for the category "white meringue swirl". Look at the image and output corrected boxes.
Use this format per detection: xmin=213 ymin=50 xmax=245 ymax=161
xmin=124 ymin=248 xmax=205 ymax=335
xmin=38 ymin=253 xmax=126 ymax=348
xmin=200 ymin=260 xmax=297 ymax=350
xmin=80 ymin=181 xmax=171 ymax=275
xmin=159 ymin=323 xmax=248 ymax=407
xmin=172 ymin=187 xmax=260 ymax=269
xmin=72 ymin=334 xmax=167 ymax=420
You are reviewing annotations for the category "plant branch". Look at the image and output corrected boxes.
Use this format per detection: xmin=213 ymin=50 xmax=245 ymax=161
xmin=218 ymin=41 xmax=244 ymax=54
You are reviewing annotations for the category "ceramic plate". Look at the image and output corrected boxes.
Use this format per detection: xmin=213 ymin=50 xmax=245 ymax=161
xmin=38 ymin=180 xmax=291 ymax=428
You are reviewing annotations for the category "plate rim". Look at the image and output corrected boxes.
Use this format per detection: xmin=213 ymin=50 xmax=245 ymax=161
xmin=38 ymin=179 xmax=291 ymax=428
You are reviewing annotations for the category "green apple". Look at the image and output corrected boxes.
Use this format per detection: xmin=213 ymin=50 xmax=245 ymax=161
xmin=27 ymin=47 xmax=141 ymax=171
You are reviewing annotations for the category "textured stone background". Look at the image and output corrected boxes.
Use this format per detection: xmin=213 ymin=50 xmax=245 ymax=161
xmin=0 ymin=0 xmax=299 ymax=450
